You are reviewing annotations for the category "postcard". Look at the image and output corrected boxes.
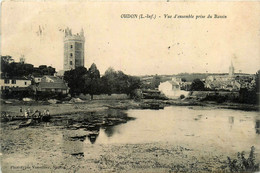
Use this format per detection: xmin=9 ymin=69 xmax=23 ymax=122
xmin=1 ymin=1 xmax=259 ymax=172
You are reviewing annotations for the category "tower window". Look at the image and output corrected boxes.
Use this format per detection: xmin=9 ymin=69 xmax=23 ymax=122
xmin=70 ymin=53 xmax=73 ymax=57
xmin=70 ymin=61 xmax=73 ymax=65
xmin=71 ymin=45 xmax=73 ymax=49
xmin=4 ymin=79 xmax=9 ymax=84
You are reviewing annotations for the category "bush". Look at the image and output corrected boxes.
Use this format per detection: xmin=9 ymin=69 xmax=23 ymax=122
xmin=227 ymin=146 xmax=259 ymax=172
xmin=1 ymin=89 xmax=34 ymax=100
xmin=180 ymin=94 xmax=185 ymax=99
xmin=239 ymin=88 xmax=257 ymax=104
xmin=202 ymin=95 xmax=227 ymax=103
xmin=35 ymin=91 xmax=67 ymax=100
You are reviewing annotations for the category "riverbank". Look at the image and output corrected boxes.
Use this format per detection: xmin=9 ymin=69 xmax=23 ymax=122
xmin=1 ymin=98 xmax=259 ymax=118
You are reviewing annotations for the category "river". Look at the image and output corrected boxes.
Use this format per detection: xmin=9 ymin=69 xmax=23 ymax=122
xmin=88 ymin=106 xmax=260 ymax=154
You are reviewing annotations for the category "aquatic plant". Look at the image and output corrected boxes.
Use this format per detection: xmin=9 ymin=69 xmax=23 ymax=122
xmin=227 ymin=146 xmax=259 ymax=172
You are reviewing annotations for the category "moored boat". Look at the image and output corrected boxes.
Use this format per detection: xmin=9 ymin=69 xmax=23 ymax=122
xmin=140 ymin=102 xmax=164 ymax=110
xmin=19 ymin=119 xmax=33 ymax=128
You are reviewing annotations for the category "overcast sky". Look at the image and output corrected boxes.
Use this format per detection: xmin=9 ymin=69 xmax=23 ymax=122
xmin=1 ymin=1 xmax=260 ymax=75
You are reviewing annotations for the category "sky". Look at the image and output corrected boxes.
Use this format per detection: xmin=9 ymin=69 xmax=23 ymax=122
xmin=1 ymin=1 xmax=260 ymax=75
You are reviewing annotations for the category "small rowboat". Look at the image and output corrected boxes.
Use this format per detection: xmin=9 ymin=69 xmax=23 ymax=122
xmin=19 ymin=119 xmax=33 ymax=128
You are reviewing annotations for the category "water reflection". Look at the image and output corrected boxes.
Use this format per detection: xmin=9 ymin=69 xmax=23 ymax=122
xmin=88 ymin=107 xmax=259 ymax=149
xmin=52 ymin=109 xmax=132 ymax=144
xmin=86 ymin=125 xmax=117 ymax=144
xmin=103 ymin=126 xmax=115 ymax=137
xmin=88 ymin=133 xmax=99 ymax=144
xmin=228 ymin=116 xmax=234 ymax=130
xmin=229 ymin=116 xmax=234 ymax=124
xmin=256 ymin=120 xmax=260 ymax=135
xmin=59 ymin=106 xmax=259 ymax=154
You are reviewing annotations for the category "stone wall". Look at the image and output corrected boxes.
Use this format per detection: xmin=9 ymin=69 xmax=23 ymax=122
xmin=189 ymin=91 xmax=239 ymax=99
xmin=78 ymin=94 xmax=130 ymax=100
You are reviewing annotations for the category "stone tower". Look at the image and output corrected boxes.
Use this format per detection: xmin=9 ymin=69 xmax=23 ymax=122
xmin=64 ymin=27 xmax=85 ymax=71
xmin=229 ymin=61 xmax=234 ymax=77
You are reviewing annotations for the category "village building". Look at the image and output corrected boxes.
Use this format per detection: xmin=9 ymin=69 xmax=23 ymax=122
xmin=158 ymin=77 xmax=189 ymax=99
xmin=33 ymin=75 xmax=69 ymax=94
xmin=31 ymin=75 xmax=43 ymax=84
xmin=0 ymin=77 xmax=32 ymax=91
xmin=204 ymin=61 xmax=255 ymax=91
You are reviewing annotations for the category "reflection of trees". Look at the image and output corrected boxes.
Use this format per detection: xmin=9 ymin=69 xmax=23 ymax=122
xmin=255 ymin=120 xmax=260 ymax=134
xmin=104 ymin=126 xmax=115 ymax=137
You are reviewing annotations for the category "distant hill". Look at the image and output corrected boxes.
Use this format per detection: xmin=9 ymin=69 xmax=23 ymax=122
xmin=139 ymin=73 xmax=253 ymax=83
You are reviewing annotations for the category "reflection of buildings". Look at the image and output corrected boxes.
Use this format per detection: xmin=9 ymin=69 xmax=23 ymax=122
xmin=87 ymin=133 xmax=99 ymax=144
xmin=228 ymin=116 xmax=234 ymax=130
xmin=86 ymin=125 xmax=101 ymax=144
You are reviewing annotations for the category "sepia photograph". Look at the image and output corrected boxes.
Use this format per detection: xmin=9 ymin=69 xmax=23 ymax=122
xmin=0 ymin=1 xmax=260 ymax=172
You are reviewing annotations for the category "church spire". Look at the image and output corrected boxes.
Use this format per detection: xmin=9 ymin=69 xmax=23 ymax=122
xmin=80 ymin=28 xmax=84 ymax=36
xmin=229 ymin=60 xmax=234 ymax=77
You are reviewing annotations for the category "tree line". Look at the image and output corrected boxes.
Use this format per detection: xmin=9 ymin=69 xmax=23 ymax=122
xmin=63 ymin=64 xmax=142 ymax=99
xmin=1 ymin=56 xmax=56 ymax=78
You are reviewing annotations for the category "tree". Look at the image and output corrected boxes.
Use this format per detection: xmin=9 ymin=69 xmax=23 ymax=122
xmin=1 ymin=56 xmax=14 ymax=77
xmin=150 ymin=75 xmax=161 ymax=89
xmin=101 ymin=67 xmax=118 ymax=94
xmin=116 ymin=71 xmax=129 ymax=93
xmin=239 ymin=88 xmax=257 ymax=104
xmin=126 ymin=76 xmax=142 ymax=96
xmin=88 ymin=63 xmax=100 ymax=79
xmin=190 ymin=78 xmax=205 ymax=91
xmin=256 ymin=70 xmax=260 ymax=93
xmin=1 ymin=55 xmax=56 ymax=77
xmin=101 ymin=67 xmax=141 ymax=96
xmin=84 ymin=63 xmax=101 ymax=99
xmin=238 ymin=70 xmax=259 ymax=104
xmin=64 ymin=66 xmax=88 ymax=96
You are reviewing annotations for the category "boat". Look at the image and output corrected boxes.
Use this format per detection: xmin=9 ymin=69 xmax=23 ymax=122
xmin=1 ymin=115 xmax=51 ymax=122
xmin=41 ymin=115 xmax=51 ymax=122
xmin=140 ymin=102 xmax=164 ymax=110
xmin=19 ymin=119 xmax=33 ymax=128
xmin=150 ymin=102 xmax=164 ymax=110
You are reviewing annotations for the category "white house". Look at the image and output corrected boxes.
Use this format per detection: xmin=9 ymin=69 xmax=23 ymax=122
xmin=158 ymin=78 xmax=189 ymax=99
xmin=0 ymin=77 xmax=32 ymax=90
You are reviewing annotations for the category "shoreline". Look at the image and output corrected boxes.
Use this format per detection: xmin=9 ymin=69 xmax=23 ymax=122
xmin=1 ymin=99 xmax=259 ymax=118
